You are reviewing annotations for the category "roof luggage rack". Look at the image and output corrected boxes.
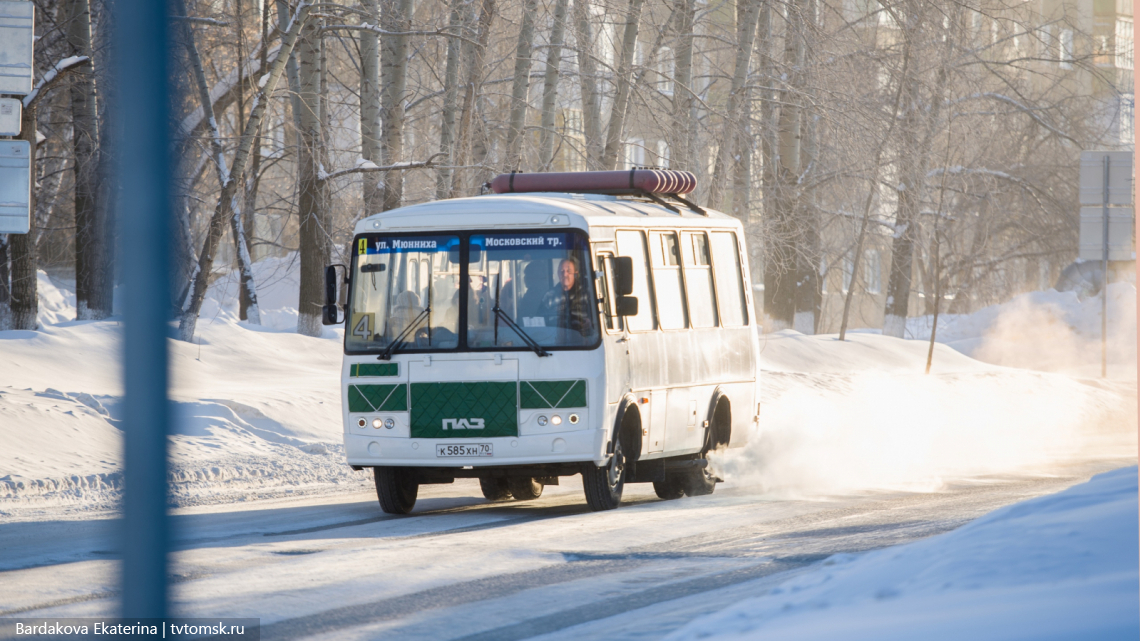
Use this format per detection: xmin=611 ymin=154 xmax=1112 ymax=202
xmin=487 ymin=169 xmax=708 ymax=216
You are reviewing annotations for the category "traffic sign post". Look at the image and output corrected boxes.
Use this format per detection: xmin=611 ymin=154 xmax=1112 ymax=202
xmin=1079 ymin=150 xmax=1135 ymax=378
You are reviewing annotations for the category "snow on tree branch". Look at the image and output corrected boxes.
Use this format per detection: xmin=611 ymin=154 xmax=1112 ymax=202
xmin=318 ymin=153 xmax=447 ymax=182
xmin=23 ymin=56 xmax=91 ymax=109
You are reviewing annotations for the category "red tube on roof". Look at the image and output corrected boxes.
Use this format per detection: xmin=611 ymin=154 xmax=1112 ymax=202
xmin=489 ymin=169 xmax=697 ymax=195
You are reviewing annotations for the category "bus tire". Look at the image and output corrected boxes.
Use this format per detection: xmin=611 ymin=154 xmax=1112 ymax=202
xmin=508 ymin=477 xmax=544 ymax=501
xmin=582 ymin=436 xmax=625 ymax=511
xmin=479 ymin=477 xmax=513 ymax=501
xmin=681 ymin=465 xmax=716 ymax=497
xmin=374 ymin=466 xmax=418 ymax=514
xmin=653 ymin=475 xmax=685 ymax=500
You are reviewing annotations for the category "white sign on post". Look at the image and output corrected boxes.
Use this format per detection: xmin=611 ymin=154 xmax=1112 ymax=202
xmin=1079 ymin=208 xmax=1134 ymax=261
xmin=1079 ymin=151 xmax=1133 ymax=205
xmin=0 ymin=139 xmax=31 ymax=234
xmin=0 ymin=1 xmax=35 ymax=96
xmin=0 ymin=97 xmax=20 ymax=136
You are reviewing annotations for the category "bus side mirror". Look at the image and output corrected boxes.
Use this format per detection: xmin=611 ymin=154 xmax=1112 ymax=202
xmin=612 ymin=256 xmax=634 ymax=296
xmin=323 ymin=264 xmax=346 ymax=326
xmin=616 ymin=296 xmax=638 ymax=317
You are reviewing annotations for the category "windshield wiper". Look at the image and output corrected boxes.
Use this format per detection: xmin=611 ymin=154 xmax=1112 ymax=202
xmin=493 ymin=274 xmax=549 ymax=357
xmin=378 ymin=306 xmax=430 ymax=361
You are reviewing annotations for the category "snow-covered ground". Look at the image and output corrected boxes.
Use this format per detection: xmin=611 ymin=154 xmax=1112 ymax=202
xmin=1 ymin=261 xmax=364 ymax=514
xmin=667 ymin=466 xmax=1139 ymax=641
xmin=904 ymin=282 xmax=1137 ymax=379
xmin=0 ymin=259 xmax=1136 ymax=638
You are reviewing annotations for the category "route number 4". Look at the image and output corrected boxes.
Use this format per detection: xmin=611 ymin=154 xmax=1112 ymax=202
xmin=352 ymin=313 xmax=374 ymax=341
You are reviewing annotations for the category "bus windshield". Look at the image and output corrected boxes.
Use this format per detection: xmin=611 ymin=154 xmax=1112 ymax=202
xmin=468 ymin=232 xmax=598 ymax=349
xmin=346 ymin=231 xmax=598 ymax=353
xmin=346 ymin=235 xmax=462 ymax=352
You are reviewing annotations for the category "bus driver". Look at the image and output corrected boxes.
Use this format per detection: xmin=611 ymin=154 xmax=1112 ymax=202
xmin=540 ymin=257 xmax=593 ymax=335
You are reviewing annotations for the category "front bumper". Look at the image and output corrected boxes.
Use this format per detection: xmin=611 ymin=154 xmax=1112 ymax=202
xmin=344 ymin=428 xmax=609 ymax=468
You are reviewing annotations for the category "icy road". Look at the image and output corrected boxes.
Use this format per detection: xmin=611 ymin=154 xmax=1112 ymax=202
xmin=0 ymin=459 xmax=1132 ymax=640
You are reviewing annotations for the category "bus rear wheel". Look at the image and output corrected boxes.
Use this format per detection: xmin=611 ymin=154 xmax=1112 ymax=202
xmin=653 ymin=475 xmax=685 ymax=500
xmin=583 ymin=437 xmax=625 ymax=511
xmin=479 ymin=477 xmax=513 ymax=501
xmin=374 ymin=466 xmax=418 ymax=514
xmin=508 ymin=477 xmax=544 ymax=501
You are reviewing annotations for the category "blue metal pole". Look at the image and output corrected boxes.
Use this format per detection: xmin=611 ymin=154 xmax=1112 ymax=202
xmin=115 ymin=0 xmax=173 ymax=619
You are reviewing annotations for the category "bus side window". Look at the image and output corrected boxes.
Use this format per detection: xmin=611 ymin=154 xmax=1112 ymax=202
xmin=615 ymin=230 xmax=658 ymax=331
xmin=681 ymin=231 xmax=718 ymax=328
xmin=709 ymin=231 xmax=748 ymax=327
xmin=648 ymin=231 xmax=689 ymax=330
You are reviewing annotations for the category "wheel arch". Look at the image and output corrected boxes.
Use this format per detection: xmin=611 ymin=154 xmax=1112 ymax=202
xmin=612 ymin=393 xmax=643 ymax=461
xmin=705 ymin=387 xmax=732 ymax=451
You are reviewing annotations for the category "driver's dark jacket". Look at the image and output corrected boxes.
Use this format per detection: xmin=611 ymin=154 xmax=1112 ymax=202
xmin=539 ymin=283 xmax=594 ymax=335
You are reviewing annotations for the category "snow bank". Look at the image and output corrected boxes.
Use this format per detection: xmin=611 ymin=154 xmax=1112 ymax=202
xmin=906 ymin=283 xmax=1137 ymax=379
xmin=716 ymin=331 xmax=1136 ymax=496
xmin=667 ymin=466 xmax=1140 ymax=641
xmin=1 ymin=260 xmax=366 ymax=514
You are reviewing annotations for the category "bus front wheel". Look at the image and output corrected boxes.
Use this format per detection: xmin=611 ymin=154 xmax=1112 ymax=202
xmin=374 ymin=466 xmax=418 ymax=514
xmin=582 ymin=437 xmax=625 ymax=511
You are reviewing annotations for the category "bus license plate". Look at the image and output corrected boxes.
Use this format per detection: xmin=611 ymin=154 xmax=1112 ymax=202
xmin=436 ymin=443 xmax=493 ymax=457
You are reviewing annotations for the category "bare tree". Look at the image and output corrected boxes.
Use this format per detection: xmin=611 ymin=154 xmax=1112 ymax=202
xmin=178 ymin=2 xmax=311 ymax=342
xmin=537 ymin=0 xmax=570 ymax=169
xmin=600 ymin=0 xmax=646 ymax=170
xmin=505 ymin=0 xmax=539 ymax=168
xmin=380 ymin=0 xmax=415 ymax=211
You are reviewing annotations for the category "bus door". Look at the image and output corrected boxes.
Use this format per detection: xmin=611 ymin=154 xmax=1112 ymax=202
xmin=595 ymin=250 xmax=631 ymax=410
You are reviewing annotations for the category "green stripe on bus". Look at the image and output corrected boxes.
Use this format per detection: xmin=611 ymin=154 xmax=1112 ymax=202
xmin=520 ymin=380 xmax=587 ymax=409
xmin=348 ymin=384 xmax=408 ymax=413
xmin=350 ymin=363 xmax=399 ymax=377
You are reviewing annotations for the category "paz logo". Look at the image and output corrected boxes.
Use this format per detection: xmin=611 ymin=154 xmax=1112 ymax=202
xmin=442 ymin=418 xmax=485 ymax=430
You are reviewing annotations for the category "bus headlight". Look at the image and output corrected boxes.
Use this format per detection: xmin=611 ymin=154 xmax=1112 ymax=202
xmin=569 ymin=413 xmax=579 ymax=424
xmin=537 ymin=415 xmax=548 ymax=426
xmin=357 ymin=418 xmax=367 ymax=428
xmin=551 ymin=415 xmax=563 ymax=426
xmin=372 ymin=418 xmax=383 ymax=429
xmin=384 ymin=418 xmax=395 ymax=429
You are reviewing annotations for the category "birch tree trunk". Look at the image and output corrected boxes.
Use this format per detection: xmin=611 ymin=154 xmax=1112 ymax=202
xmin=883 ymin=5 xmax=953 ymax=338
xmin=600 ymin=0 xmax=646 ymax=170
xmin=435 ymin=0 xmax=464 ymax=198
xmin=572 ymin=0 xmax=602 ymax=168
xmin=361 ymin=0 xmax=383 ymax=212
xmin=669 ymin=0 xmax=695 ymax=172
xmin=380 ymin=0 xmax=414 ymax=211
xmin=176 ymin=0 xmax=262 ymax=326
xmin=537 ymin=0 xmax=570 ymax=169
xmin=239 ymin=0 xmax=273 ymax=320
xmin=297 ymin=13 xmax=330 ymax=335
xmin=707 ymin=0 xmax=760 ymax=211
xmin=764 ymin=0 xmax=806 ymax=330
xmin=277 ymin=0 xmax=304 ymax=133
xmin=66 ymin=0 xmax=107 ymax=320
xmin=178 ymin=3 xmax=311 ymax=342
xmin=506 ymin=0 xmax=539 ymax=168
xmin=451 ymin=0 xmax=496 ymax=197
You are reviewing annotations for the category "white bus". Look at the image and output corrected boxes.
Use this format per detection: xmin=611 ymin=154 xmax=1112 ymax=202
xmin=324 ymin=170 xmax=759 ymax=513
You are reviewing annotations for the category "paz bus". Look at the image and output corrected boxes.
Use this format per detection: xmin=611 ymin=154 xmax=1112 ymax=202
xmin=323 ymin=170 xmax=760 ymax=513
